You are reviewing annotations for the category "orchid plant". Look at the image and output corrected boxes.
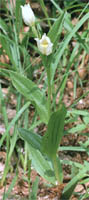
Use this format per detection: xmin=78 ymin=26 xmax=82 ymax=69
xmin=20 ymin=3 xmax=66 ymax=185
xmin=0 ymin=1 xmax=89 ymax=199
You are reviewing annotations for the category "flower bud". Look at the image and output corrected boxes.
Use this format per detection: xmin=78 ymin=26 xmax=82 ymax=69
xmin=21 ymin=4 xmax=35 ymax=26
xmin=35 ymin=33 xmax=53 ymax=56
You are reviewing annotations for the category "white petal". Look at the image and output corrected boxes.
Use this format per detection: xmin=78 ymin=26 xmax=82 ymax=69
xmin=35 ymin=34 xmax=53 ymax=56
xmin=21 ymin=4 xmax=35 ymax=26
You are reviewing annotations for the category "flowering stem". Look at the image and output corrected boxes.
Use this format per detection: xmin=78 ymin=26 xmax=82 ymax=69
xmin=46 ymin=66 xmax=51 ymax=118
xmin=32 ymin=25 xmax=39 ymax=38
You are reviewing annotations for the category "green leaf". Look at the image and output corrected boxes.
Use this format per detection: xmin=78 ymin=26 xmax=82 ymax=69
xmin=0 ymin=34 xmax=18 ymax=69
xmin=59 ymin=146 xmax=86 ymax=152
xmin=3 ymin=172 xmax=18 ymax=200
xmin=68 ymin=124 xmax=86 ymax=134
xmin=0 ymin=18 xmax=8 ymax=34
xmin=18 ymin=128 xmax=56 ymax=184
xmin=15 ymin=0 xmax=23 ymax=33
xmin=42 ymin=104 xmax=66 ymax=158
xmin=0 ymin=101 xmax=30 ymax=147
xmin=83 ymin=115 xmax=89 ymax=125
xmin=18 ymin=128 xmax=42 ymax=152
xmin=50 ymin=12 xmax=89 ymax=84
xmin=48 ymin=12 xmax=65 ymax=49
xmin=38 ymin=0 xmax=51 ymax=27
xmin=10 ymin=71 xmax=48 ymax=124
xmin=29 ymin=176 xmax=39 ymax=200
xmin=0 ymin=68 xmax=11 ymax=78
xmin=68 ymin=109 xmax=89 ymax=116
xmin=61 ymin=167 xmax=88 ymax=200
xmin=29 ymin=145 xmax=56 ymax=184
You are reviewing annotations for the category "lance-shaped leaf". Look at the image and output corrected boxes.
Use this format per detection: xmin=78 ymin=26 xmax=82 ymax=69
xmin=18 ymin=128 xmax=42 ymax=152
xmin=10 ymin=71 xmax=48 ymax=124
xmin=42 ymin=104 xmax=66 ymax=158
xmin=48 ymin=12 xmax=65 ymax=50
xmin=18 ymin=128 xmax=56 ymax=184
xmin=28 ymin=144 xmax=56 ymax=184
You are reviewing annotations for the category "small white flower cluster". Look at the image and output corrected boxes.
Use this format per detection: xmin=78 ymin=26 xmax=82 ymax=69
xmin=21 ymin=4 xmax=53 ymax=56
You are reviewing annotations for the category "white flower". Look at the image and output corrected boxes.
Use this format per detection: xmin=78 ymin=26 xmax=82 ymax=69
xmin=21 ymin=4 xmax=35 ymax=26
xmin=35 ymin=33 xmax=53 ymax=56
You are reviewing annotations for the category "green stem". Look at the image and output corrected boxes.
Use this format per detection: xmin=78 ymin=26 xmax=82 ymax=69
xmin=32 ymin=25 xmax=39 ymax=38
xmin=52 ymin=155 xmax=61 ymax=184
xmin=24 ymin=109 xmax=29 ymax=172
xmin=46 ymin=66 xmax=51 ymax=118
